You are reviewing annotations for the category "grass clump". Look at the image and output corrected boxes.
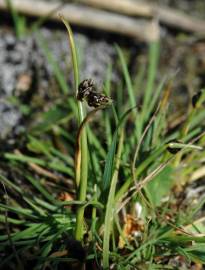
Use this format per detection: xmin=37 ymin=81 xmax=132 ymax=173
xmin=0 ymin=18 xmax=205 ymax=270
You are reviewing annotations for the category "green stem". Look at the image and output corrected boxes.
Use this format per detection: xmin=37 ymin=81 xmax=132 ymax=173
xmin=103 ymin=129 xmax=124 ymax=269
xmin=60 ymin=16 xmax=88 ymax=241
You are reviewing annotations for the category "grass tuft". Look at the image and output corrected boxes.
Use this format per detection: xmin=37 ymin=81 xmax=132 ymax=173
xmin=0 ymin=21 xmax=205 ymax=270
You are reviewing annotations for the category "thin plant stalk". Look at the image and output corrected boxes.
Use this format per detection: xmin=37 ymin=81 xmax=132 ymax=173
xmin=142 ymin=41 xmax=160 ymax=121
xmin=60 ymin=15 xmax=88 ymax=241
xmin=103 ymin=129 xmax=124 ymax=269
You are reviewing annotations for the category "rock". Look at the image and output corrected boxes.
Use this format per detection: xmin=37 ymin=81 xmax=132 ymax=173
xmin=0 ymin=28 xmax=117 ymax=140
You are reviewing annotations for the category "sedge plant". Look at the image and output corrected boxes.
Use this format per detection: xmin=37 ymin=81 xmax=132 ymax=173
xmin=60 ymin=16 xmax=88 ymax=242
xmin=0 ymin=20 xmax=205 ymax=270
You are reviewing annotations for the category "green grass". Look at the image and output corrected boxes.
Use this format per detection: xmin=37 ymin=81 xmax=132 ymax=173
xmin=5 ymin=0 xmax=66 ymax=38
xmin=5 ymin=0 xmax=27 ymax=38
xmin=1 ymin=18 xmax=205 ymax=270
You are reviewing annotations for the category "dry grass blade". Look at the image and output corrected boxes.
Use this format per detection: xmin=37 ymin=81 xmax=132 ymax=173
xmin=131 ymin=104 xmax=160 ymax=183
xmin=118 ymin=130 xmax=205 ymax=214
xmin=77 ymin=0 xmax=205 ymax=33
xmin=0 ymin=0 xmax=160 ymax=41
xmin=118 ymin=158 xmax=172 ymax=214
xmin=190 ymin=166 xmax=205 ymax=182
